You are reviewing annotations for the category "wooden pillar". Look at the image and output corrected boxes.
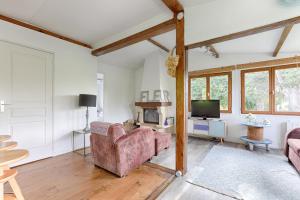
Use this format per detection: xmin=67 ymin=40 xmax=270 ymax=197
xmin=175 ymin=12 xmax=187 ymax=174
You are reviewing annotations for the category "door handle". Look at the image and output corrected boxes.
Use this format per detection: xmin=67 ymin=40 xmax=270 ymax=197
xmin=0 ymin=100 xmax=11 ymax=113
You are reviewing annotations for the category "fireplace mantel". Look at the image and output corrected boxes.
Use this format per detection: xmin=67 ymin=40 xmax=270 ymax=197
xmin=135 ymin=102 xmax=171 ymax=108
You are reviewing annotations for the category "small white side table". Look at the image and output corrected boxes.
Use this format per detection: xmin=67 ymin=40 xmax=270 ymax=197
xmin=73 ymin=130 xmax=90 ymax=156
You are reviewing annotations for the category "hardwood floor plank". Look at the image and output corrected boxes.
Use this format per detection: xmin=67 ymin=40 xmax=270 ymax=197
xmin=8 ymin=152 xmax=173 ymax=200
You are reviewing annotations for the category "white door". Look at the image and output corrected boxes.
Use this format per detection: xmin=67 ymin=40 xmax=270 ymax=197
xmin=0 ymin=41 xmax=53 ymax=165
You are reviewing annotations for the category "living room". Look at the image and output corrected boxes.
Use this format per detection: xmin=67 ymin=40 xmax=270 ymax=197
xmin=0 ymin=0 xmax=299 ymax=200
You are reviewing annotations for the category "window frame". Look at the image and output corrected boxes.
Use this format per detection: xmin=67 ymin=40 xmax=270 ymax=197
xmin=241 ymin=64 xmax=300 ymax=116
xmin=188 ymin=72 xmax=232 ymax=113
xmin=241 ymin=68 xmax=272 ymax=115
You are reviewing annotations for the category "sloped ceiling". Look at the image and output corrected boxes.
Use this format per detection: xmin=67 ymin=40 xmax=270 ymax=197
xmin=0 ymin=0 xmax=170 ymax=44
xmin=0 ymin=0 xmax=299 ymax=68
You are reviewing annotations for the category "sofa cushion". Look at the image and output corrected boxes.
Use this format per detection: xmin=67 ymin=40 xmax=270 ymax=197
xmin=288 ymin=139 xmax=300 ymax=156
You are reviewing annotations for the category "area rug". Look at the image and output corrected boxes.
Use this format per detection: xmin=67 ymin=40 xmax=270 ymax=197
xmin=186 ymin=146 xmax=300 ymax=200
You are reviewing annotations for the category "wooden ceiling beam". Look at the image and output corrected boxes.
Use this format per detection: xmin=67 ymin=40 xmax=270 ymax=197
xmin=189 ymin=56 xmax=300 ymax=76
xmin=0 ymin=14 xmax=92 ymax=49
xmin=91 ymin=19 xmax=175 ymax=56
xmin=147 ymin=38 xmax=170 ymax=52
xmin=272 ymin=24 xmax=293 ymax=57
xmin=162 ymin=0 xmax=184 ymax=13
xmin=186 ymin=16 xmax=300 ymax=50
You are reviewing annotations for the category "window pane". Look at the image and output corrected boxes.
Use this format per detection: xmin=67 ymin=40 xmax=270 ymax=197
xmin=275 ymin=67 xmax=300 ymax=112
xmin=191 ymin=77 xmax=206 ymax=100
xmin=210 ymin=75 xmax=228 ymax=110
xmin=244 ymin=71 xmax=270 ymax=111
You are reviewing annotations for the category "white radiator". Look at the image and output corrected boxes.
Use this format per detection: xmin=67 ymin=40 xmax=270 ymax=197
xmin=285 ymin=120 xmax=300 ymax=133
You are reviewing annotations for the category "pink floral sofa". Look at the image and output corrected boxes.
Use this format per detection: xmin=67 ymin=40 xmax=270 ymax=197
xmin=285 ymin=128 xmax=300 ymax=172
xmin=90 ymin=121 xmax=156 ymax=177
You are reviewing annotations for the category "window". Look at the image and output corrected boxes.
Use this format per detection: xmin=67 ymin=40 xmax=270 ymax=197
xmin=97 ymin=73 xmax=104 ymax=121
xmin=241 ymin=64 xmax=300 ymax=115
xmin=189 ymin=72 xmax=232 ymax=113
xmin=191 ymin=77 xmax=206 ymax=100
xmin=274 ymin=66 xmax=300 ymax=113
xmin=242 ymin=69 xmax=271 ymax=113
xmin=210 ymin=75 xmax=229 ymax=111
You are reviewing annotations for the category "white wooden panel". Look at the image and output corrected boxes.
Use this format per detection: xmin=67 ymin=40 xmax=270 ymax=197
xmin=11 ymin=121 xmax=46 ymax=149
xmin=11 ymin=52 xmax=46 ymax=104
xmin=11 ymin=108 xmax=46 ymax=118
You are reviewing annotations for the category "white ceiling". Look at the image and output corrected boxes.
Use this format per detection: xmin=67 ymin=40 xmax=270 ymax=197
xmin=180 ymin=0 xmax=217 ymax=7
xmin=0 ymin=0 xmax=220 ymax=45
xmin=0 ymin=0 xmax=170 ymax=44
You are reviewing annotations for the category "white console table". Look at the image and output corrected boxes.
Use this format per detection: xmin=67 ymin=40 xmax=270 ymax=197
xmin=188 ymin=118 xmax=227 ymax=142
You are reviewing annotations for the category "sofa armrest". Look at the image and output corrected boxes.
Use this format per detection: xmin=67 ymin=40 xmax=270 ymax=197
xmin=90 ymin=133 xmax=112 ymax=158
xmin=90 ymin=133 xmax=119 ymax=174
xmin=114 ymin=128 xmax=155 ymax=177
xmin=284 ymin=128 xmax=300 ymax=156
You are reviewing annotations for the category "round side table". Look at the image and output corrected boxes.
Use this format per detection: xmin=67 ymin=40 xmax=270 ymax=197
xmin=240 ymin=136 xmax=272 ymax=151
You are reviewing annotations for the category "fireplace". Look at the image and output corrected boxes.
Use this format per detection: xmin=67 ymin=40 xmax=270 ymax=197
xmin=143 ymin=108 xmax=159 ymax=124
xmin=135 ymin=102 xmax=172 ymax=127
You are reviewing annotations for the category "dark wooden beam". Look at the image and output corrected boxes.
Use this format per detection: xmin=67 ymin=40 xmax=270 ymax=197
xmin=162 ymin=0 xmax=184 ymax=13
xmin=92 ymin=19 xmax=176 ymax=56
xmin=0 ymin=14 xmax=92 ymax=49
xmin=189 ymin=56 xmax=300 ymax=76
xmin=147 ymin=38 xmax=169 ymax=52
xmin=207 ymin=45 xmax=220 ymax=58
xmin=273 ymin=24 xmax=293 ymax=57
xmin=186 ymin=16 xmax=300 ymax=50
xmin=175 ymin=12 xmax=187 ymax=175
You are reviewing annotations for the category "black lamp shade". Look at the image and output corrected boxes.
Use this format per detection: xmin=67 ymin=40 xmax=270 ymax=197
xmin=79 ymin=94 xmax=96 ymax=107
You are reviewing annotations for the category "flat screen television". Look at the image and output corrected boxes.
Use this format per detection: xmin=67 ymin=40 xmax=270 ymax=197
xmin=191 ymin=100 xmax=220 ymax=119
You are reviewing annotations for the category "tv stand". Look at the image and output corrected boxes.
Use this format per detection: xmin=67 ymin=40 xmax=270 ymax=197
xmin=187 ymin=118 xmax=227 ymax=142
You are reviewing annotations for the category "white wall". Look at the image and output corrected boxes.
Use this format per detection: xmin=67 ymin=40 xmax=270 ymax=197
xmin=0 ymin=20 xmax=98 ymax=156
xmin=188 ymin=52 xmax=300 ymax=149
xmin=134 ymin=51 xmax=176 ymax=118
xmin=98 ymin=62 xmax=135 ymax=123
xmin=185 ymin=0 xmax=300 ymax=45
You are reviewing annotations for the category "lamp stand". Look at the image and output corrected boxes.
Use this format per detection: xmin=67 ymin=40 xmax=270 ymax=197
xmin=83 ymin=106 xmax=90 ymax=132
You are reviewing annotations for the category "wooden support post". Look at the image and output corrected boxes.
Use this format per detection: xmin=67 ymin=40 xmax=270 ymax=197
xmin=175 ymin=12 xmax=187 ymax=175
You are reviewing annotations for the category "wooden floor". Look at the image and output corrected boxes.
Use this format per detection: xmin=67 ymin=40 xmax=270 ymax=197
xmin=6 ymin=152 xmax=174 ymax=200
xmin=5 ymin=136 xmax=282 ymax=200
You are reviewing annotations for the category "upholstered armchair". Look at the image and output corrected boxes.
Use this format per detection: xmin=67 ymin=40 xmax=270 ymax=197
xmin=90 ymin=121 xmax=155 ymax=177
xmin=284 ymin=128 xmax=300 ymax=172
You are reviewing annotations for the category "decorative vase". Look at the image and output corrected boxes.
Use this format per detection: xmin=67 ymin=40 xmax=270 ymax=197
xmin=135 ymin=112 xmax=140 ymax=125
xmin=164 ymin=118 xmax=168 ymax=126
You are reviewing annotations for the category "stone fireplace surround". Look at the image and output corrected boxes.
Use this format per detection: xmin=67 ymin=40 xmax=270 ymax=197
xmin=135 ymin=102 xmax=172 ymax=128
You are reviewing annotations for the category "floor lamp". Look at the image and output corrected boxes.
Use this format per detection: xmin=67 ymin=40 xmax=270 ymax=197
xmin=79 ymin=94 xmax=96 ymax=132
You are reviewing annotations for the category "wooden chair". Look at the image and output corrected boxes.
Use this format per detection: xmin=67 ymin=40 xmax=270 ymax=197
xmin=0 ymin=135 xmax=28 ymax=200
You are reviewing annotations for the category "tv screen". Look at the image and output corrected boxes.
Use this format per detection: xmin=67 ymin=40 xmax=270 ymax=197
xmin=191 ymin=100 xmax=220 ymax=119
